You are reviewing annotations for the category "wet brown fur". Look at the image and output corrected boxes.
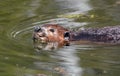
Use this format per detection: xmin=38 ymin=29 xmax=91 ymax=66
xmin=33 ymin=24 xmax=69 ymax=46
xmin=42 ymin=24 xmax=68 ymax=42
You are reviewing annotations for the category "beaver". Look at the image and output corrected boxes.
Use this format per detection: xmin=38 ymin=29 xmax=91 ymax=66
xmin=33 ymin=24 xmax=120 ymax=45
xmin=33 ymin=24 xmax=70 ymax=46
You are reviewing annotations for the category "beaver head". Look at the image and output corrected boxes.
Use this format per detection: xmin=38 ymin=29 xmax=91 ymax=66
xmin=33 ymin=24 xmax=70 ymax=44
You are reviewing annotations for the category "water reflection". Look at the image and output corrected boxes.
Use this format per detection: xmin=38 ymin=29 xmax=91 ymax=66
xmin=56 ymin=0 xmax=92 ymax=14
xmin=34 ymin=42 xmax=63 ymax=51
xmin=33 ymin=41 xmax=82 ymax=76
xmin=53 ymin=45 xmax=82 ymax=76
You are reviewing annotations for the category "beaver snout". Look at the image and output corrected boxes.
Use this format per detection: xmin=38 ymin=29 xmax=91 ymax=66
xmin=33 ymin=26 xmax=48 ymax=42
xmin=33 ymin=32 xmax=48 ymax=43
xmin=34 ymin=26 xmax=46 ymax=37
xmin=37 ymin=32 xmax=46 ymax=37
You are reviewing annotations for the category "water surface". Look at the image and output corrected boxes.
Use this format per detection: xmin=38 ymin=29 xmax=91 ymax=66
xmin=0 ymin=0 xmax=120 ymax=76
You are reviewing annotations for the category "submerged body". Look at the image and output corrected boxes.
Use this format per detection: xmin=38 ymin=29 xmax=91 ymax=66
xmin=70 ymin=26 xmax=120 ymax=44
xmin=33 ymin=24 xmax=120 ymax=45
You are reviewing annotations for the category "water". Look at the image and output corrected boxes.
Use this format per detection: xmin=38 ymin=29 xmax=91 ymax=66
xmin=0 ymin=0 xmax=120 ymax=76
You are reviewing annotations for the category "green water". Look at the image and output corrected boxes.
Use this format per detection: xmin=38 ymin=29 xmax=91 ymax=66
xmin=0 ymin=0 xmax=120 ymax=76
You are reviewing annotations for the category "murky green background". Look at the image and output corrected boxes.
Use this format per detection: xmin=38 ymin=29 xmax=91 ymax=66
xmin=0 ymin=0 xmax=120 ymax=76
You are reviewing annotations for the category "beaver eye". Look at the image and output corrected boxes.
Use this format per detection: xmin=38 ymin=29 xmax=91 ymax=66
xmin=49 ymin=29 xmax=54 ymax=32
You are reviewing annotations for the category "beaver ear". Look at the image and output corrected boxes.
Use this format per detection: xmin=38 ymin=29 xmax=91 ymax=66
xmin=64 ymin=32 xmax=70 ymax=46
xmin=64 ymin=32 xmax=70 ymax=40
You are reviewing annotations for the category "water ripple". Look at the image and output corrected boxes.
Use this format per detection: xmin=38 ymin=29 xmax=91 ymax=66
xmin=10 ymin=18 xmax=87 ymax=39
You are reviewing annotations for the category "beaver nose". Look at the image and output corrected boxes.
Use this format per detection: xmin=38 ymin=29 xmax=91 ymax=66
xmin=34 ymin=26 xmax=42 ymax=32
